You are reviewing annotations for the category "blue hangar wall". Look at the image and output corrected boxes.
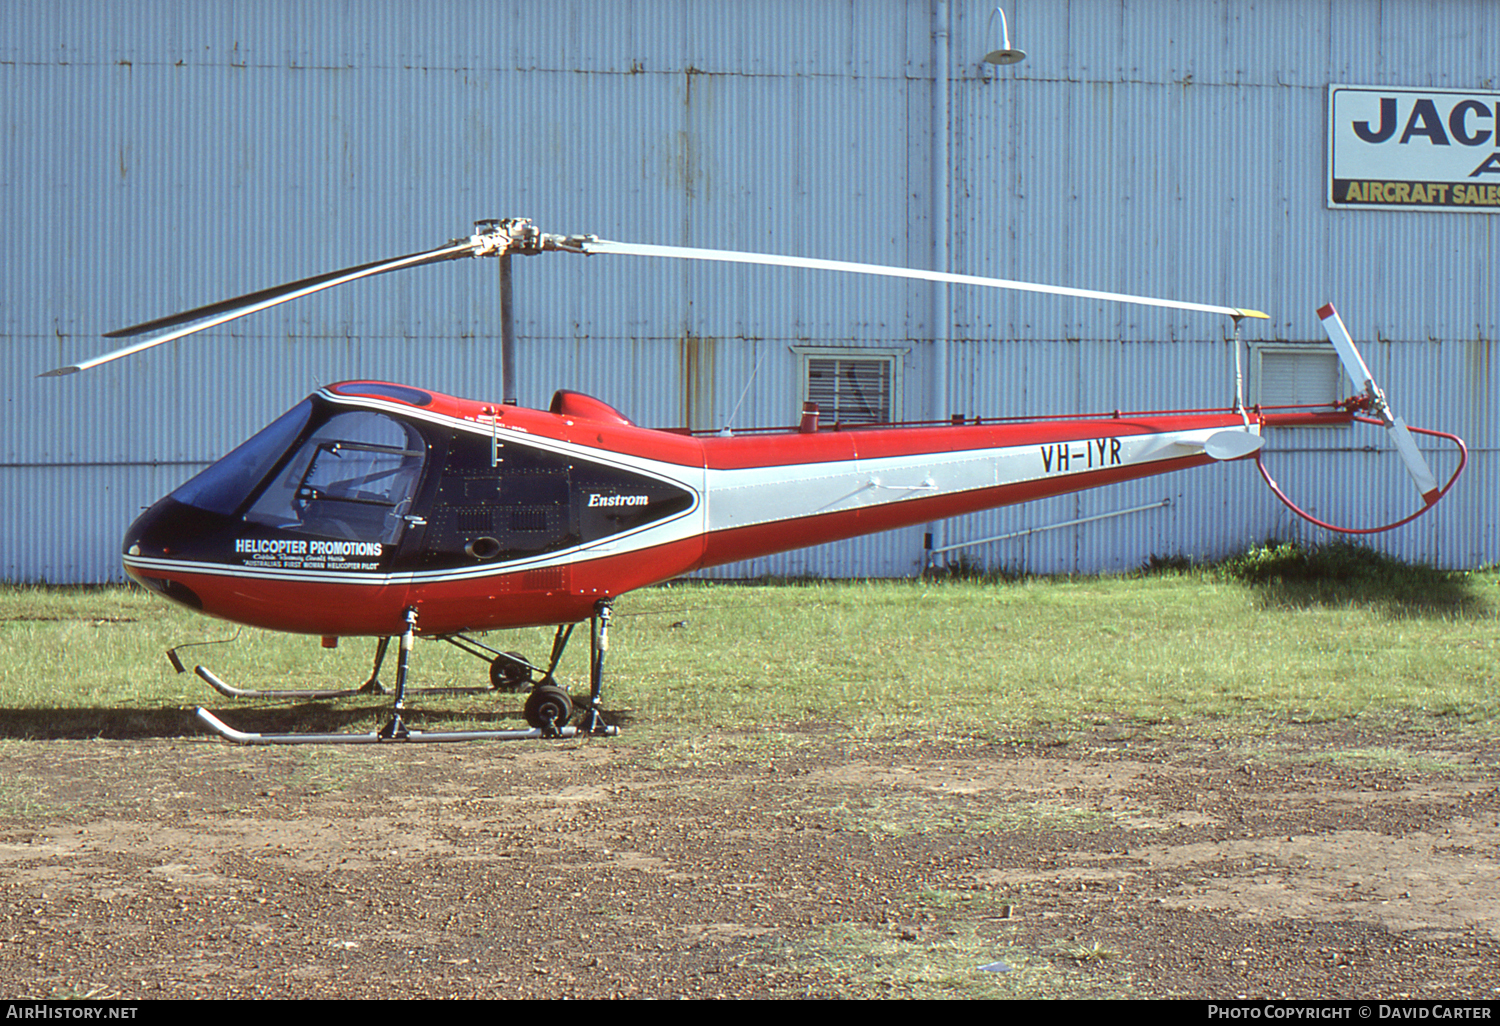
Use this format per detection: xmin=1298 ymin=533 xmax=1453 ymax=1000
xmin=3 ymin=0 xmax=1495 ymax=582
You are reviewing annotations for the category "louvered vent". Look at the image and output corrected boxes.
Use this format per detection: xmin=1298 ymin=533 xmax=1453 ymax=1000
xmin=806 ymin=357 xmax=894 ymax=424
xmin=1254 ymin=345 xmax=1343 ymax=409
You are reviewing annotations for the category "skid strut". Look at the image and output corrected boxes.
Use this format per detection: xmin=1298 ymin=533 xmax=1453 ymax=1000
xmin=579 ymin=599 xmax=613 ymax=735
xmin=376 ymin=607 xmax=420 ymax=739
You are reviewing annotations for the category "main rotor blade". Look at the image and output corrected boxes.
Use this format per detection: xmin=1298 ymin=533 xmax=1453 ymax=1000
xmin=577 ymin=238 xmax=1271 ymax=322
xmin=45 ymin=217 xmax=1270 ymax=380
xmin=40 ymin=239 xmax=479 ymax=377
xmin=1317 ymin=303 xmax=1441 ymax=504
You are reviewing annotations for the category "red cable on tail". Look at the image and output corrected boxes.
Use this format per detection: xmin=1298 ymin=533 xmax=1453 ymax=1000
xmin=1255 ymin=417 xmax=1467 ymax=534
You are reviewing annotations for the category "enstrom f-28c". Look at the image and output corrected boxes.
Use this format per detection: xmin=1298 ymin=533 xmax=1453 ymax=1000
xmin=41 ymin=219 xmax=1467 ymax=744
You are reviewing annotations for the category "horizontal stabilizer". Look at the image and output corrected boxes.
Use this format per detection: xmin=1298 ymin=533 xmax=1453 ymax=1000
xmin=1201 ymin=429 xmax=1265 ymax=461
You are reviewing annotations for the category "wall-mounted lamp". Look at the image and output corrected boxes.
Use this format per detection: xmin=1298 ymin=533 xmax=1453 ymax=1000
xmin=982 ymin=6 xmax=1026 ymax=66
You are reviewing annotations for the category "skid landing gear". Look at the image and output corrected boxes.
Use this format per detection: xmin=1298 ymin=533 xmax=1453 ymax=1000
xmin=191 ymin=602 xmax=620 ymax=745
xmin=190 ymin=633 xmax=496 ymax=701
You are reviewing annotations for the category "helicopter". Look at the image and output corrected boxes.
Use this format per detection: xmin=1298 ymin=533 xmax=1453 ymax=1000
xmin=42 ymin=218 xmax=1467 ymax=745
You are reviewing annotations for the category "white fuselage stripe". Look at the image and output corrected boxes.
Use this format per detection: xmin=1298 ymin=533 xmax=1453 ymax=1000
xmin=701 ymin=424 xmax=1247 ymax=532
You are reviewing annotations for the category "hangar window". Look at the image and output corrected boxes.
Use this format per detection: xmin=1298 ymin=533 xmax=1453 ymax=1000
xmin=795 ymin=347 xmax=905 ymax=425
xmin=1252 ymin=344 xmax=1345 ymax=419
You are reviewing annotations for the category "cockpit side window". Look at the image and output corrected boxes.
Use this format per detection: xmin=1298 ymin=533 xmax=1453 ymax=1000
xmin=409 ymin=429 xmax=696 ymax=570
xmin=244 ymin=411 xmax=427 ymax=545
xmin=170 ymin=399 xmax=315 ymax=516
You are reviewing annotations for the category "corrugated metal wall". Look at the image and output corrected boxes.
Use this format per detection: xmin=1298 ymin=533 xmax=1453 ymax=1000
xmin=3 ymin=0 xmax=1495 ymax=583
xmin=938 ymin=0 xmax=1499 ymax=574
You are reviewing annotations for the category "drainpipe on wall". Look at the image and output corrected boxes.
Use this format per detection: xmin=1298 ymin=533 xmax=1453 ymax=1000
xmin=926 ymin=0 xmax=952 ymax=570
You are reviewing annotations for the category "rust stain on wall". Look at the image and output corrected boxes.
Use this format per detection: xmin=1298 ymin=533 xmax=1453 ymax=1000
xmin=680 ymin=331 xmax=718 ymax=431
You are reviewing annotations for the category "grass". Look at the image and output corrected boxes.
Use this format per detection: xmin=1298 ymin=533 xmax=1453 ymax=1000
xmin=773 ymin=921 xmax=1046 ymax=999
xmin=0 ymin=542 xmax=1496 ymax=741
xmin=770 ymin=888 xmax=1133 ymax=999
xmin=0 ymin=767 xmax=67 ymax=818
xmin=1284 ymin=746 xmax=1474 ymax=775
xmin=826 ymin=793 xmax=1109 ymax=838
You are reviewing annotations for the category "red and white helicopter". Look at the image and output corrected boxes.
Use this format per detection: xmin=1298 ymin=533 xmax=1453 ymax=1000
xmin=43 ymin=218 xmax=1466 ymax=744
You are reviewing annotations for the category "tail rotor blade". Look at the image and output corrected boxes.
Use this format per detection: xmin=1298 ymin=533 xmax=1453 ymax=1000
xmin=1317 ymin=303 xmax=1441 ymax=504
xmin=1386 ymin=414 xmax=1441 ymax=504
xmin=1316 ymin=303 xmax=1377 ymax=394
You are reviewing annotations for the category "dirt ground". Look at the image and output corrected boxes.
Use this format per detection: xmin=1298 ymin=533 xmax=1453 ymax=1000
xmin=0 ymin=719 xmax=1497 ymax=1000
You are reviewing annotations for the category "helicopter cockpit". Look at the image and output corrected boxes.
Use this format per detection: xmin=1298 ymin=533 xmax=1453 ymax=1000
xmin=242 ymin=411 xmax=426 ymax=546
xmin=123 ymin=396 xmax=432 ymax=579
xmin=153 ymin=398 xmax=430 ymax=554
xmin=127 ymin=388 xmax=698 ymax=580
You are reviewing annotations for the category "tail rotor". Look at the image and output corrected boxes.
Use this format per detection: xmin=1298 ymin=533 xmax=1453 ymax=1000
xmin=1254 ymin=304 xmax=1466 ymax=534
xmin=1317 ymin=303 xmax=1441 ymax=506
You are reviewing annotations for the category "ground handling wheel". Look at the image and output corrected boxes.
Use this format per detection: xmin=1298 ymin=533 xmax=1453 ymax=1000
xmin=489 ymin=652 xmax=532 ymax=691
xmin=523 ymin=683 xmax=573 ymax=733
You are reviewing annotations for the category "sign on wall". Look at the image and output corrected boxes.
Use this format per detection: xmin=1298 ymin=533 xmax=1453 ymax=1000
xmin=1329 ymin=85 xmax=1500 ymax=212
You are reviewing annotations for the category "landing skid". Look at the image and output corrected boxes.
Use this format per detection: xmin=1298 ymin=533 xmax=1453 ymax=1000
xmin=183 ymin=627 xmax=572 ymax=701
xmin=191 ymin=600 xmax=620 ymax=745
xmin=193 ymin=707 xmax=615 ymax=745
xmin=195 ymin=664 xmax=496 ymax=700
xmin=195 ymin=665 xmax=379 ymax=701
